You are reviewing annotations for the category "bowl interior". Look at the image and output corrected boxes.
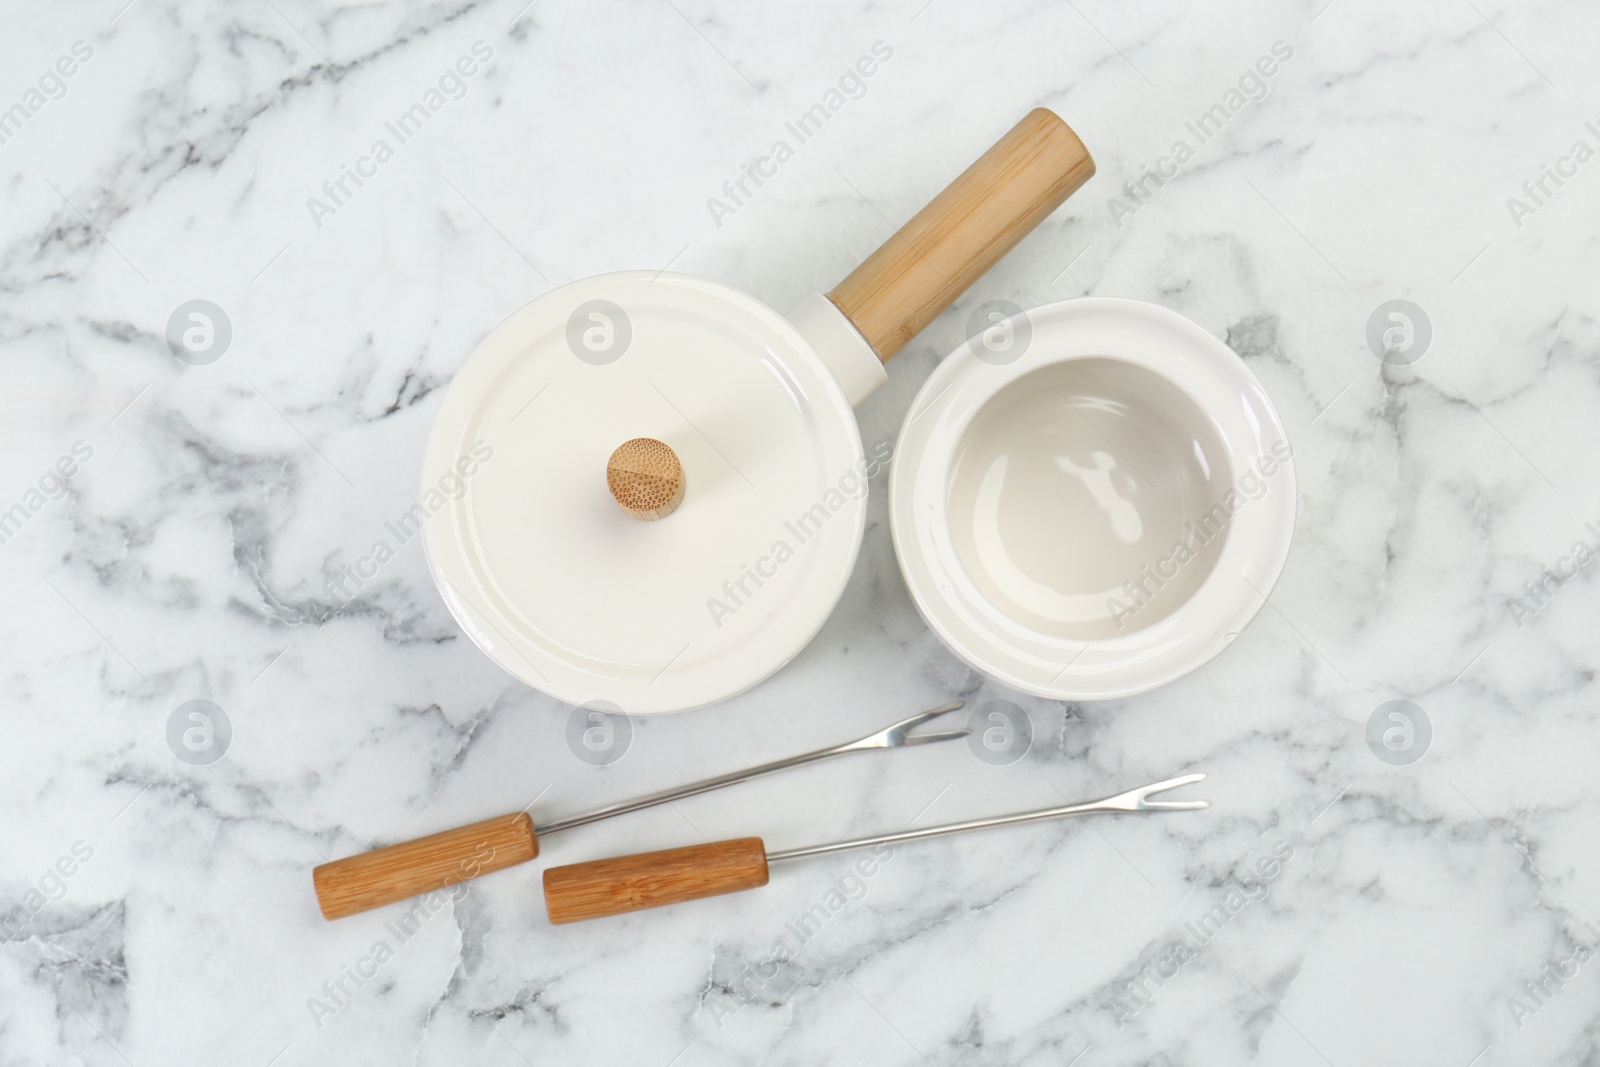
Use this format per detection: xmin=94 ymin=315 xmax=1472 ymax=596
xmin=945 ymin=358 xmax=1232 ymax=641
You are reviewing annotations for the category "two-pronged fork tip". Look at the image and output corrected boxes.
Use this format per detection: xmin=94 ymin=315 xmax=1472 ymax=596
xmin=902 ymin=701 xmax=968 ymax=744
xmin=1137 ymin=772 xmax=1209 ymax=810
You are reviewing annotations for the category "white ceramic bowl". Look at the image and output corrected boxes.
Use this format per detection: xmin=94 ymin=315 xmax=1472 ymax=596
xmin=890 ymin=297 xmax=1296 ymax=699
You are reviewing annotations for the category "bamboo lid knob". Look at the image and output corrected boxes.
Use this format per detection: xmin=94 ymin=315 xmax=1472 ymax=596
xmin=607 ymin=438 xmax=685 ymax=520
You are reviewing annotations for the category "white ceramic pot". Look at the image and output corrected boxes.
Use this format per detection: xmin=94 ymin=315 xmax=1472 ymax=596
xmin=890 ymin=297 xmax=1296 ymax=699
xmin=421 ymin=111 xmax=1095 ymax=713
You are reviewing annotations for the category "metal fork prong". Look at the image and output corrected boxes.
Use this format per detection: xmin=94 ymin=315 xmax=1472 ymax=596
xmin=897 ymin=700 xmax=965 ymax=730
xmin=901 ymin=728 xmax=972 ymax=746
xmin=1130 ymin=773 xmax=1208 ymax=810
xmin=1146 ymin=772 xmax=1206 ymax=792
xmin=878 ymin=701 xmax=965 ymax=746
xmin=841 ymin=701 xmax=967 ymax=750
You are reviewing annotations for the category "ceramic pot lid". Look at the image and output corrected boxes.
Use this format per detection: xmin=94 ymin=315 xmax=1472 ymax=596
xmin=422 ymin=271 xmax=865 ymax=714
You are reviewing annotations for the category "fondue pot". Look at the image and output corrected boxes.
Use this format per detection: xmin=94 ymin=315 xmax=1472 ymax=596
xmin=422 ymin=110 xmax=1096 ymax=714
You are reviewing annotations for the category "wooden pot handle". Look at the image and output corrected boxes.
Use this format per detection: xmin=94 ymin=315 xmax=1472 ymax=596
xmin=544 ymin=837 xmax=770 ymax=924
xmin=313 ymin=812 xmax=539 ymax=920
xmin=827 ymin=108 xmax=1094 ymax=362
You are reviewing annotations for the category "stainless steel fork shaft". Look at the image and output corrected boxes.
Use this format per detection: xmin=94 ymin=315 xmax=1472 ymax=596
xmin=766 ymin=773 xmax=1208 ymax=863
xmin=539 ymin=701 xmax=966 ymax=836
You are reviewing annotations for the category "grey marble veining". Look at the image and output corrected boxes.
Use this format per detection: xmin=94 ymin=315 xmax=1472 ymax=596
xmin=2 ymin=0 xmax=1599 ymax=1064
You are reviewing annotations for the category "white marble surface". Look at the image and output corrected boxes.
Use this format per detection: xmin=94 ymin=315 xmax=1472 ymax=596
xmin=3 ymin=0 xmax=1600 ymax=1064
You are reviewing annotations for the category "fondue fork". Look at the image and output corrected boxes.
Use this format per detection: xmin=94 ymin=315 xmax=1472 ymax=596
xmin=543 ymin=774 xmax=1207 ymax=924
xmin=314 ymin=702 xmax=967 ymax=919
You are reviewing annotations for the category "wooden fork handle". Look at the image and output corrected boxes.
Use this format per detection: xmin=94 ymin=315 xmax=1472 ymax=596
xmin=313 ymin=812 xmax=538 ymax=920
xmin=543 ymin=837 xmax=770 ymax=924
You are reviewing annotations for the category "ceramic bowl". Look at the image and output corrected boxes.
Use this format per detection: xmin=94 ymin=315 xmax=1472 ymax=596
xmin=890 ymin=297 xmax=1296 ymax=699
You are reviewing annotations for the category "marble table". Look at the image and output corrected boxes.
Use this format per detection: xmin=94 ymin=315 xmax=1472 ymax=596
xmin=3 ymin=1 xmax=1598 ymax=1064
